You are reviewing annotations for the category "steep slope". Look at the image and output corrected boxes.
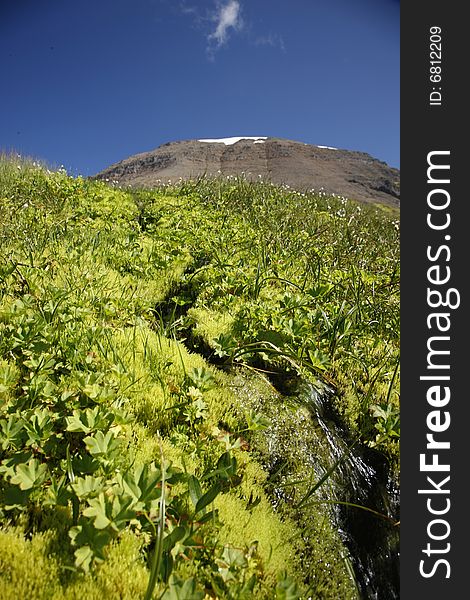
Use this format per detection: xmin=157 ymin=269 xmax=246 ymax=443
xmin=1 ymin=156 xmax=399 ymax=599
xmin=94 ymin=137 xmax=400 ymax=207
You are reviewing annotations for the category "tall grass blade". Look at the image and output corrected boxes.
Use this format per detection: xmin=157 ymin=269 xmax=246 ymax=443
xmin=144 ymin=445 xmax=167 ymax=600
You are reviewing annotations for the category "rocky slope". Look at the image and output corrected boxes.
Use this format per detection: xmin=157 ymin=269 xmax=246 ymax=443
xmin=94 ymin=137 xmax=400 ymax=206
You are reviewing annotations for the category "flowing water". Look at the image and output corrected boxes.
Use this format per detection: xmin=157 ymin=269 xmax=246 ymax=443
xmin=305 ymin=383 xmax=399 ymax=599
xmin=258 ymin=379 xmax=400 ymax=600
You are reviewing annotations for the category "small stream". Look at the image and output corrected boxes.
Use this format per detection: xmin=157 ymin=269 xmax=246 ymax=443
xmin=257 ymin=378 xmax=399 ymax=600
xmin=304 ymin=382 xmax=399 ymax=599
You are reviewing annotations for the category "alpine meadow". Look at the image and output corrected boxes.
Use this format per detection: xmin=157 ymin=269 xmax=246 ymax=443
xmin=0 ymin=154 xmax=400 ymax=599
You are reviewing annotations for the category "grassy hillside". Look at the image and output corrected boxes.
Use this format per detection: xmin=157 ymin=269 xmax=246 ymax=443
xmin=0 ymin=155 xmax=399 ymax=599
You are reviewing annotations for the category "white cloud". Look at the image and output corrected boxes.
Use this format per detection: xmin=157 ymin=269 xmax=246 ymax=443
xmin=208 ymin=1 xmax=243 ymax=49
xmin=254 ymin=33 xmax=286 ymax=52
xmin=179 ymin=2 xmax=199 ymax=17
xmin=180 ymin=1 xmax=283 ymax=60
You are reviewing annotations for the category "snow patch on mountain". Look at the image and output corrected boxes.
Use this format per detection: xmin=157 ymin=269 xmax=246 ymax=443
xmin=198 ymin=136 xmax=268 ymax=145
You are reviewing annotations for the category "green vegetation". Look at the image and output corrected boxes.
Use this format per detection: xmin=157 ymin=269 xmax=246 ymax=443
xmin=0 ymin=154 xmax=399 ymax=598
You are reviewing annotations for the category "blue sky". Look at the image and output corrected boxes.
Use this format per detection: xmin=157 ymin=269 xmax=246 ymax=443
xmin=1 ymin=0 xmax=399 ymax=176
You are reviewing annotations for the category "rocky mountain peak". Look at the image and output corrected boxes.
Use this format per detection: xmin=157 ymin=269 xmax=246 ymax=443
xmin=94 ymin=137 xmax=400 ymax=206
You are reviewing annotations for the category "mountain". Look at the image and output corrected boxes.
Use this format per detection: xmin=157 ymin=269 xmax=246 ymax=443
xmin=94 ymin=137 xmax=400 ymax=206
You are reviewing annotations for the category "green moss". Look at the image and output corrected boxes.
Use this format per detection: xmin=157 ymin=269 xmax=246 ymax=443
xmin=0 ymin=528 xmax=62 ymax=600
xmin=216 ymin=493 xmax=300 ymax=579
xmin=187 ymin=307 xmax=235 ymax=346
xmin=61 ymin=533 xmax=150 ymax=600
